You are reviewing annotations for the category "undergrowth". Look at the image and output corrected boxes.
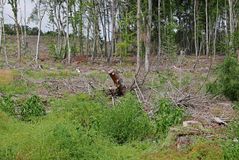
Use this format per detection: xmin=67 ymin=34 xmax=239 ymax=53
xmin=207 ymin=56 xmax=239 ymax=101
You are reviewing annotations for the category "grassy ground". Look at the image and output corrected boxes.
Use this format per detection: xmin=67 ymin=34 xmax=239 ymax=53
xmin=0 ymin=36 xmax=239 ymax=159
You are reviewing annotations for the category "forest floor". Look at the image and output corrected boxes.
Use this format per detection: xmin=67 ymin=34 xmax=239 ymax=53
xmin=0 ymin=36 xmax=238 ymax=159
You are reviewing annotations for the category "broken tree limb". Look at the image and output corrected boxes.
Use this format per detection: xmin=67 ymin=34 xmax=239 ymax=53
xmin=108 ymin=69 xmax=127 ymax=96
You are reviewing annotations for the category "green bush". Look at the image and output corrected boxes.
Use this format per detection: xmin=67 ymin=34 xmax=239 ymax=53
xmin=48 ymin=44 xmax=66 ymax=60
xmin=207 ymin=56 xmax=239 ymax=101
xmin=98 ymin=94 xmax=153 ymax=144
xmin=154 ymin=99 xmax=184 ymax=139
xmin=20 ymin=95 xmax=46 ymax=121
xmin=0 ymin=95 xmax=15 ymax=115
xmin=223 ymin=140 xmax=239 ymax=160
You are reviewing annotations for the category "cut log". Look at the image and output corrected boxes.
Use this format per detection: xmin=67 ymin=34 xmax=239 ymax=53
xmin=108 ymin=69 xmax=127 ymax=96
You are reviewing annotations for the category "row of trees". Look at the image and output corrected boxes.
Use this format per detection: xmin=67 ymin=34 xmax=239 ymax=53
xmin=4 ymin=24 xmax=43 ymax=35
xmin=0 ymin=0 xmax=239 ymax=68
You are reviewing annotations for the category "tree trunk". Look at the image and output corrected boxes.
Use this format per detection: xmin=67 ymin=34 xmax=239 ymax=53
xmin=23 ymin=0 xmax=27 ymax=48
xmin=145 ymin=0 xmax=152 ymax=72
xmin=205 ymin=0 xmax=209 ymax=57
xmin=228 ymin=0 xmax=234 ymax=52
xmin=35 ymin=0 xmax=41 ymax=64
xmin=213 ymin=0 xmax=219 ymax=61
xmin=66 ymin=0 xmax=71 ymax=64
xmin=158 ymin=0 xmax=161 ymax=60
xmin=79 ymin=0 xmax=83 ymax=55
xmin=109 ymin=0 xmax=115 ymax=63
xmin=136 ymin=0 xmax=141 ymax=72
xmin=194 ymin=0 xmax=198 ymax=57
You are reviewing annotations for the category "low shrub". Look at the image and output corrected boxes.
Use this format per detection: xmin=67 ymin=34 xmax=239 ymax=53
xmin=207 ymin=56 xmax=239 ymax=101
xmin=223 ymin=140 xmax=239 ymax=160
xmin=154 ymin=99 xmax=185 ymax=139
xmin=98 ymin=94 xmax=153 ymax=144
xmin=20 ymin=95 xmax=46 ymax=121
xmin=0 ymin=95 xmax=16 ymax=115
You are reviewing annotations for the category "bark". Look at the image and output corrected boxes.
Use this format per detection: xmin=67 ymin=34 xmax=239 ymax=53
xmin=213 ymin=0 xmax=219 ymax=60
xmin=66 ymin=0 xmax=71 ymax=64
xmin=194 ymin=0 xmax=198 ymax=57
xmin=136 ymin=0 xmax=141 ymax=72
xmin=228 ymin=0 xmax=234 ymax=52
xmin=109 ymin=0 xmax=116 ymax=63
xmin=205 ymin=0 xmax=209 ymax=57
xmin=35 ymin=0 xmax=41 ymax=64
xmin=9 ymin=0 xmax=21 ymax=62
xmin=23 ymin=0 xmax=26 ymax=48
xmin=79 ymin=0 xmax=83 ymax=55
xmin=158 ymin=0 xmax=161 ymax=59
xmin=145 ymin=0 xmax=152 ymax=72
xmin=102 ymin=0 xmax=108 ymax=57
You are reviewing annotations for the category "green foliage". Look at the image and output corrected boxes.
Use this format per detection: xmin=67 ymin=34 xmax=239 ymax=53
xmin=154 ymin=99 xmax=184 ymax=139
xmin=222 ymin=117 xmax=239 ymax=160
xmin=20 ymin=95 xmax=46 ymax=121
xmin=0 ymin=95 xmax=15 ymax=115
xmin=48 ymin=44 xmax=65 ymax=60
xmin=0 ymin=95 xmax=46 ymax=121
xmin=223 ymin=140 xmax=239 ymax=160
xmin=163 ymin=22 xmax=178 ymax=59
xmin=98 ymin=94 xmax=153 ymax=144
xmin=207 ymin=56 xmax=239 ymax=101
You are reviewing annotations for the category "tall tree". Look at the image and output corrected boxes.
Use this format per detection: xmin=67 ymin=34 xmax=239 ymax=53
xmin=158 ymin=0 xmax=161 ymax=59
xmin=0 ymin=0 xmax=8 ymax=65
xmin=136 ymin=0 xmax=141 ymax=72
xmin=145 ymin=0 xmax=152 ymax=72
xmin=205 ymin=0 xmax=209 ymax=57
xmin=8 ymin=0 xmax=21 ymax=62
xmin=66 ymin=0 xmax=71 ymax=64
xmin=194 ymin=0 xmax=198 ymax=58
xmin=109 ymin=0 xmax=116 ymax=63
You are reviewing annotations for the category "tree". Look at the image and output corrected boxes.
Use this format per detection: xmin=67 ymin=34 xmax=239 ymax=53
xmin=194 ymin=0 xmax=198 ymax=58
xmin=30 ymin=0 xmax=47 ymax=64
xmin=205 ymin=0 xmax=209 ymax=57
xmin=136 ymin=0 xmax=141 ymax=72
xmin=8 ymin=0 xmax=21 ymax=62
xmin=145 ymin=0 xmax=152 ymax=72
xmin=66 ymin=0 xmax=71 ymax=64
xmin=0 ymin=0 xmax=8 ymax=65
xmin=158 ymin=0 xmax=161 ymax=60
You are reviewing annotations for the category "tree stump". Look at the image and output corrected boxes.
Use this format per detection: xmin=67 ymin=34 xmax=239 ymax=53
xmin=108 ymin=69 xmax=126 ymax=96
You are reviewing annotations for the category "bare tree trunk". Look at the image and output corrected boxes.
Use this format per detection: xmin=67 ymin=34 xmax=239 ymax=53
xmin=8 ymin=0 xmax=21 ymax=62
xmin=102 ymin=0 xmax=108 ymax=57
xmin=228 ymin=0 xmax=234 ymax=52
xmin=224 ymin=0 xmax=229 ymax=54
xmin=145 ymin=0 xmax=152 ymax=72
xmin=158 ymin=0 xmax=161 ymax=60
xmin=16 ymin=22 xmax=21 ymax=62
xmin=109 ymin=0 xmax=115 ymax=63
xmin=136 ymin=0 xmax=141 ymax=72
xmin=35 ymin=0 xmax=41 ymax=64
xmin=194 ymin=0 xmax=198 ymax=57
xmin=205 ymin=0 xmax=209 ymax=57
xmin=213 ymin=0 xmax=219 ymax=61
xmin=3 ymin=19 xmax=7 ymax=65
xmin=79 ymin=0 xmax=83 ymax=55
xmin=23 ymin=0 xmax=27 ymax=48
xmin=66 ymin=0 xmax=71 ymax=64
xmin=86 ymin=18 xmax=90 ymax=56
xmin=0 ymin=0 xmax=3 ymax=51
